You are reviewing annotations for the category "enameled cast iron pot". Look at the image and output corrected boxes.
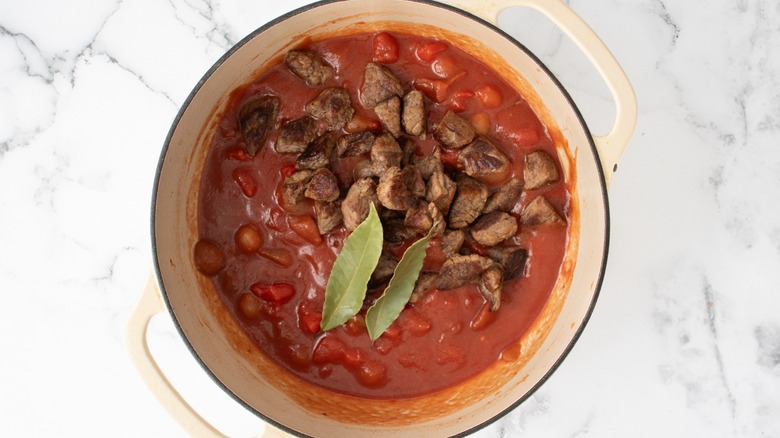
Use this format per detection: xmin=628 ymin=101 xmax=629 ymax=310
xmin=128 ymin=0 xmax=637 ymax=436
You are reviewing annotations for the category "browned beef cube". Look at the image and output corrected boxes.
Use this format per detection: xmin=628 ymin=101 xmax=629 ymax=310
xmin=478 ymin=264 xmax=503 ymax=311
xmin=304 ymin=168 xmax=340 ymax=202
xmin=342 ymin=177 xmax=379 ymax=231
xmin=409 ymin=272 xmax=437 ymax=304
xmin=337 ymin=131 xmax=375 ymax=157
xmin=353 ymin=159 xmax=377 ymax=179
xmin=404 ymin=200 xmax=445 ymax=236
xmin=377 ymin=166 xmax=415 ymax=211
xmin=401 ymin=139 xmax=417 ymax=167
xmin=402 ymin=90 xmax=426 ymax=136
xmin=483 ymin=177 xmax=524 ymax=214
xmin=469 ymin=212 xmax=518 ymax=246
xmin=314 ymin=200 xmax=343 ymax=234
xmin=239 ymin=95 xmax=280 ymax=156
xmin=524 ymin=150 xmax=559 ymax=189
xmin=370 ymin=133 xmax=403 ymax=174
xmin=384 ymin=219 xmax=419 ymax=243
xmin=282 ymin=170 xmax=313 ymax=206
xmin=375 ymin=96 xmax=402 ymax=138
xmin=487 ymin=246 xmax=527 ymax=280
xmin=434 ymin=110 xmax=475 ymax=149
xmin=305 ymin=88 xmax=355 ymax=131
xmin=415 ymin=149 xmax=444 ymax=180
xmin=403 ymin=165 xmax=426 ymax=198
xmin=296 ymin=134 xmax=334 ymax=170
xmin=458 ymin=137 xmax=510 ymax=180
xmin=360 ymin=62 xmax=403 ymax=109
xmin=276 ymin=115 xmax=318 ymax=154
xmin=285 ymin=50 xmax=334 ymax=87
xmin=448 ymin=175 xmax=488 ymax=229
xmin=520 ymin=196 xmax=564 ymax=225
xmin=425 ymin=170 xmax=456 ymax=215
xmin=435 ymin=254 xmax=493 ymax=290
xmin=428 ymin=203 xmax=446 ymax=237
xmin=441 ymin=229 xmax=466 ymax=258
xmin=369 ymin=253 xmax=398 ymax=288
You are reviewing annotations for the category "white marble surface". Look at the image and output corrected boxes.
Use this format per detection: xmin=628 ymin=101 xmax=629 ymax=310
xmin=1 ymin=0 xmax=779 ymax=436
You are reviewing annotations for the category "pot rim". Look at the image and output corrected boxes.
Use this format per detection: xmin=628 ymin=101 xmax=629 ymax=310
xmin=150 ymin=0 xmax=610 ymax=436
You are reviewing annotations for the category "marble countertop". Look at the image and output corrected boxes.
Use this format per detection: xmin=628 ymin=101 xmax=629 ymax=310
xmin=1 ymin=0 xmax=778 ymax=436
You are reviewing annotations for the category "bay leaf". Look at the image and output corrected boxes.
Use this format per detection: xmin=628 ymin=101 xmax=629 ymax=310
xmin=320 ymin=203 xmax=383 ymax=332
xmin=365 ymin=222 xmax=437 ymax=342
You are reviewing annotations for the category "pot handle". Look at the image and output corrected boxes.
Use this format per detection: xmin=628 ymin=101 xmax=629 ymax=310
xmin=127 ymin=273 xmax=290 ymax=438
xmin=442 ymin=0 xmax=637 ymax=184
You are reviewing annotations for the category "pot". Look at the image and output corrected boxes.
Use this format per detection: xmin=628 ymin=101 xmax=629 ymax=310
xmin=129 ymin=0 xmax=636 ymax=436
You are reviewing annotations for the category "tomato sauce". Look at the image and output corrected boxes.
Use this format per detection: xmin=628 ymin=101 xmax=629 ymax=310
xmin=197 ymin=32 xmax=569 ymax=399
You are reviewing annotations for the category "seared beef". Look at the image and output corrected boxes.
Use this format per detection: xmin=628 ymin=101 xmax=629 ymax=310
xmin=425 ymin=170 xmax=456 ymax=215
xmin=305 ymin=88 xmax=355 ymax=130
xmin=304 ymin=168 xmax=340 ymax=202
xmin=337 ymin=131 xmax=376 ymax=157
xmin=404 ymin=201 xmax=444 ymax=235
xmin=314 ymin=200 xmax=343 ymax=234
xmin=428 ymin=203 xmax=446 ymax=237
xmin=276 ymin=115 xmax=318 ymax=154
xmin=434 ymin=110 xmax=475 ymax=149
xmin=524 ymin=150 xmax=559 ymax=189
xmin=403 ymin=165 xmax=426 ymax=198
xmin=409 ymin=272 xmax=437 ymax=304
xmin=478 ymin=264 xmax=503 ymax=311
xmin=415 ymin=149 xmax=444 ymax=180
xmin=296 ymin=134 xmax=335 ymax=170
xmin=370 ymin=133 xmax=403 ymax=174
xmin=458 ymin=136 xmax=510 ymax=180
xmin=435 ymin=254 xmax=493 ymax=290
xmin=377 ymin=166 xmax=416 ymax=211
xmin=342 ymin=177 xmax=379 ymax=231
xmin=282 ymin=170 xmax=313 ymax=206
xmin=469 ymin=212 xmax=518 ymax=246
xmin=353 ymin=160 xmax=377 ymax=179
xmin=384 ymin=219 xmax=419 ymax=243
xmin=285 ymin=50 xmax=334 ymax=87
xmin=448 ymin=175 xmax=488 ymax=229
xmin=520 ymin=196 xmax=564 ymax=225
xmin=487 ymin=246 xmax=527 ymax=280
xmin=375 ymin=95 xmax=402 ymax=138
xmin=239 ymin=95 xmax=280 ymax=156
xmin=483 ymin=177 xmax=524 ymax=214
xmin=369 ymin=253 xmax=398 ymax=288
xmin=441 ymin=229 xmax=466 ymax=258
xmin=402 ymin=90 xmax=426 ymax=136
xmin=360 ymin=62 xmax=403 ymax=109
xmin=401 ymin=139 xmax=417 ymax=167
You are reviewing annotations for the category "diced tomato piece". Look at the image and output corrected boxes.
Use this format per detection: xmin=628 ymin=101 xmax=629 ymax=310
xmin=284 ymin=342 xmax=310 ymax=369
xmin=225 ymin=147 xmax=251 ymax=161
xmin=400 ymin=311 xmax=432 ymax=337
xmin=259 ymin=248 xmax=293 ymax=267
xmin=343 ymin=314 xmax=366 ymax=336
xmin=343 ymin=348 xmax=365 ymax=368
xmin=232 ymin=168 xmax=257 ymax=197
xmin=344 ymin=113 xmax=381 ymax=133
xmin=423 ymin=238 xmax=447 ymax=271
xmin=250 ymin=282 xmax=296 ymax=305
xmin=470 ymin=301 xmax=497 ymax=331
xmin=312 ymin=335 xmax=346 ymax=364
xmin=475 ymin=84 xmax=503 ymax=108
xmin=298 ymin=303 xmax=323 ymax=335
xmin=380 ymin=322 xmax=402 ymax=340
xmin=372 ymin=32 xmax=399 ymax=64
xmin=431 ymin=54 xmax=460 ymax=78
xmin=416 ymin=41 xmax=448 ymax=63
xmin=463 ymin=238 xmax=489 ymax=256
xmin=438 ymin=147 xmax=461 ymax=171
xmin=288 ymin=215 xmax=323 ymax=245
xmin=414 ymin=78 xmax=448 ymax=103
xmin=496 ymin=103 xmax=542 ymax=147
xmin=281 ymin=164 xmax=297 ymax=178
xmin=446 ymin=89 xmax=475 ymax=113
xmin=357 ymin=360 xmax=387 ymax=387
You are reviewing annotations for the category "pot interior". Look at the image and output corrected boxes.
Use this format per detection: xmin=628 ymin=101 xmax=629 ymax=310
xmin=153 ymin=1 xmax=607 ymax=436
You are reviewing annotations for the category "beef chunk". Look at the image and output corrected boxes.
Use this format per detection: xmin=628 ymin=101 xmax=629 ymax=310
xmin=360 ymin=62 xmax=403 ymax=109
xmin=478 ymin=264 xmax=503 ymax=311
xmin=314 ymin=200 xmax=343 ymax=234
xmin=483 ymin=177 xmax=524 ymax=214
xmin=353 ymin=159 xmax=377 ymax=179
xmin=282 ymin=170 xmax=313 ymax=206
xmin=401 ymin=139 xmax=417 ymax=167
xmin=434 ymin=110 xmax=475 ymax=149
xmin=377 ymin=166 xmax=416 ymax=211
xmin=435 ymin=254 xmax=493 ymax=290
xmin=276 ymin=115 xmax=318 ymax=154
xmin=337 ymin=131 xmax=375 ymax=157
xmin=409 ymin=272 xmax=437 ymax=304
xmin=469 ymin=212 xmax=518 ymax=246
xmin=448 ymin=175 xmax=488 ymax=229
xmin=404 ymin=201 xmax=444 ymax=236
xmin=296 ymin=134 xmax=334 ymax=170
xmin=402 ymin=90 xmax=426 ymax=136
xmin=458 ymin=137 xmax=510 ymax=180
xmin=425 ymin=170 xmax=456 ymax=215
xmin=304 ymin=168 xmax=340 ymax=202
xmin=375 ymin=95 xmax=402 ymax=138
xmin=239 ymin=95 xmax=280 ymax=156
xmin=428 ymin=203 xmax=446 ymax=237
xmin=285 ymin=50 xmax=334 ymax=87
xmin=370 ymin=133 xmax=403 ymax=174
xmin=441 ymin=229 xmax=466 ymax=258
xmin=305 ymin=88 xmax=355 ymax=130
xmin=384 ymin=219 xmax=419 ymax=243
xmin=370 ymin=253 xmax=398 ymax=288
xmin=487 ymin=246 xmax=528 ymax=280
xmin=403 ymin=165 xmax=426 ymax=198
xmin=415 ymin=149 xmax=443 ymax=180
xmin=524 ymin=150 xmax=559 ymax=189
xmin=342 ymin=177 xmax=379 ymax=231
xmin=520 ymin=196 xmax=564 ymax=225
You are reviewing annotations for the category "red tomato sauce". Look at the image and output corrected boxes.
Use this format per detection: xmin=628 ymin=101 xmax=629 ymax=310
xmin=197 ymin=32 xmax=569 ymax=399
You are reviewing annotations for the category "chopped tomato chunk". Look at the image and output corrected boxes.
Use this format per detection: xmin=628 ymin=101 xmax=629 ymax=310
xmin=259 ymin=248 xmax=293 ymax=267
xmin=288 ymin=215 xmax=323 ymax=245
xmin=298 ymin=303 xmax=323 ymax=335
xmin=372 ymin=32 xmax=399 ymax=64
xmin=281 ymin=164 xmax=297 ymax=178
xmin=312 ymin=335 xmax=346 ymax=364
xmin=232 ymin=168 xmax=257 ymax=197
xmin=251 ymin=282 xmax=296 ymax=304
xmin=470 ymin=302 xmax=497 ymax=331
xmin=475 ymin=84 xmax=503 ymax=108
xmin=416 ymin=41 xmax=447 ymax=62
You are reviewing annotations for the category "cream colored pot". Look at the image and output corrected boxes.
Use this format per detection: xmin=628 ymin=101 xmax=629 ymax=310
xmin=129 ymin=0 xmax=636 ymax=436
